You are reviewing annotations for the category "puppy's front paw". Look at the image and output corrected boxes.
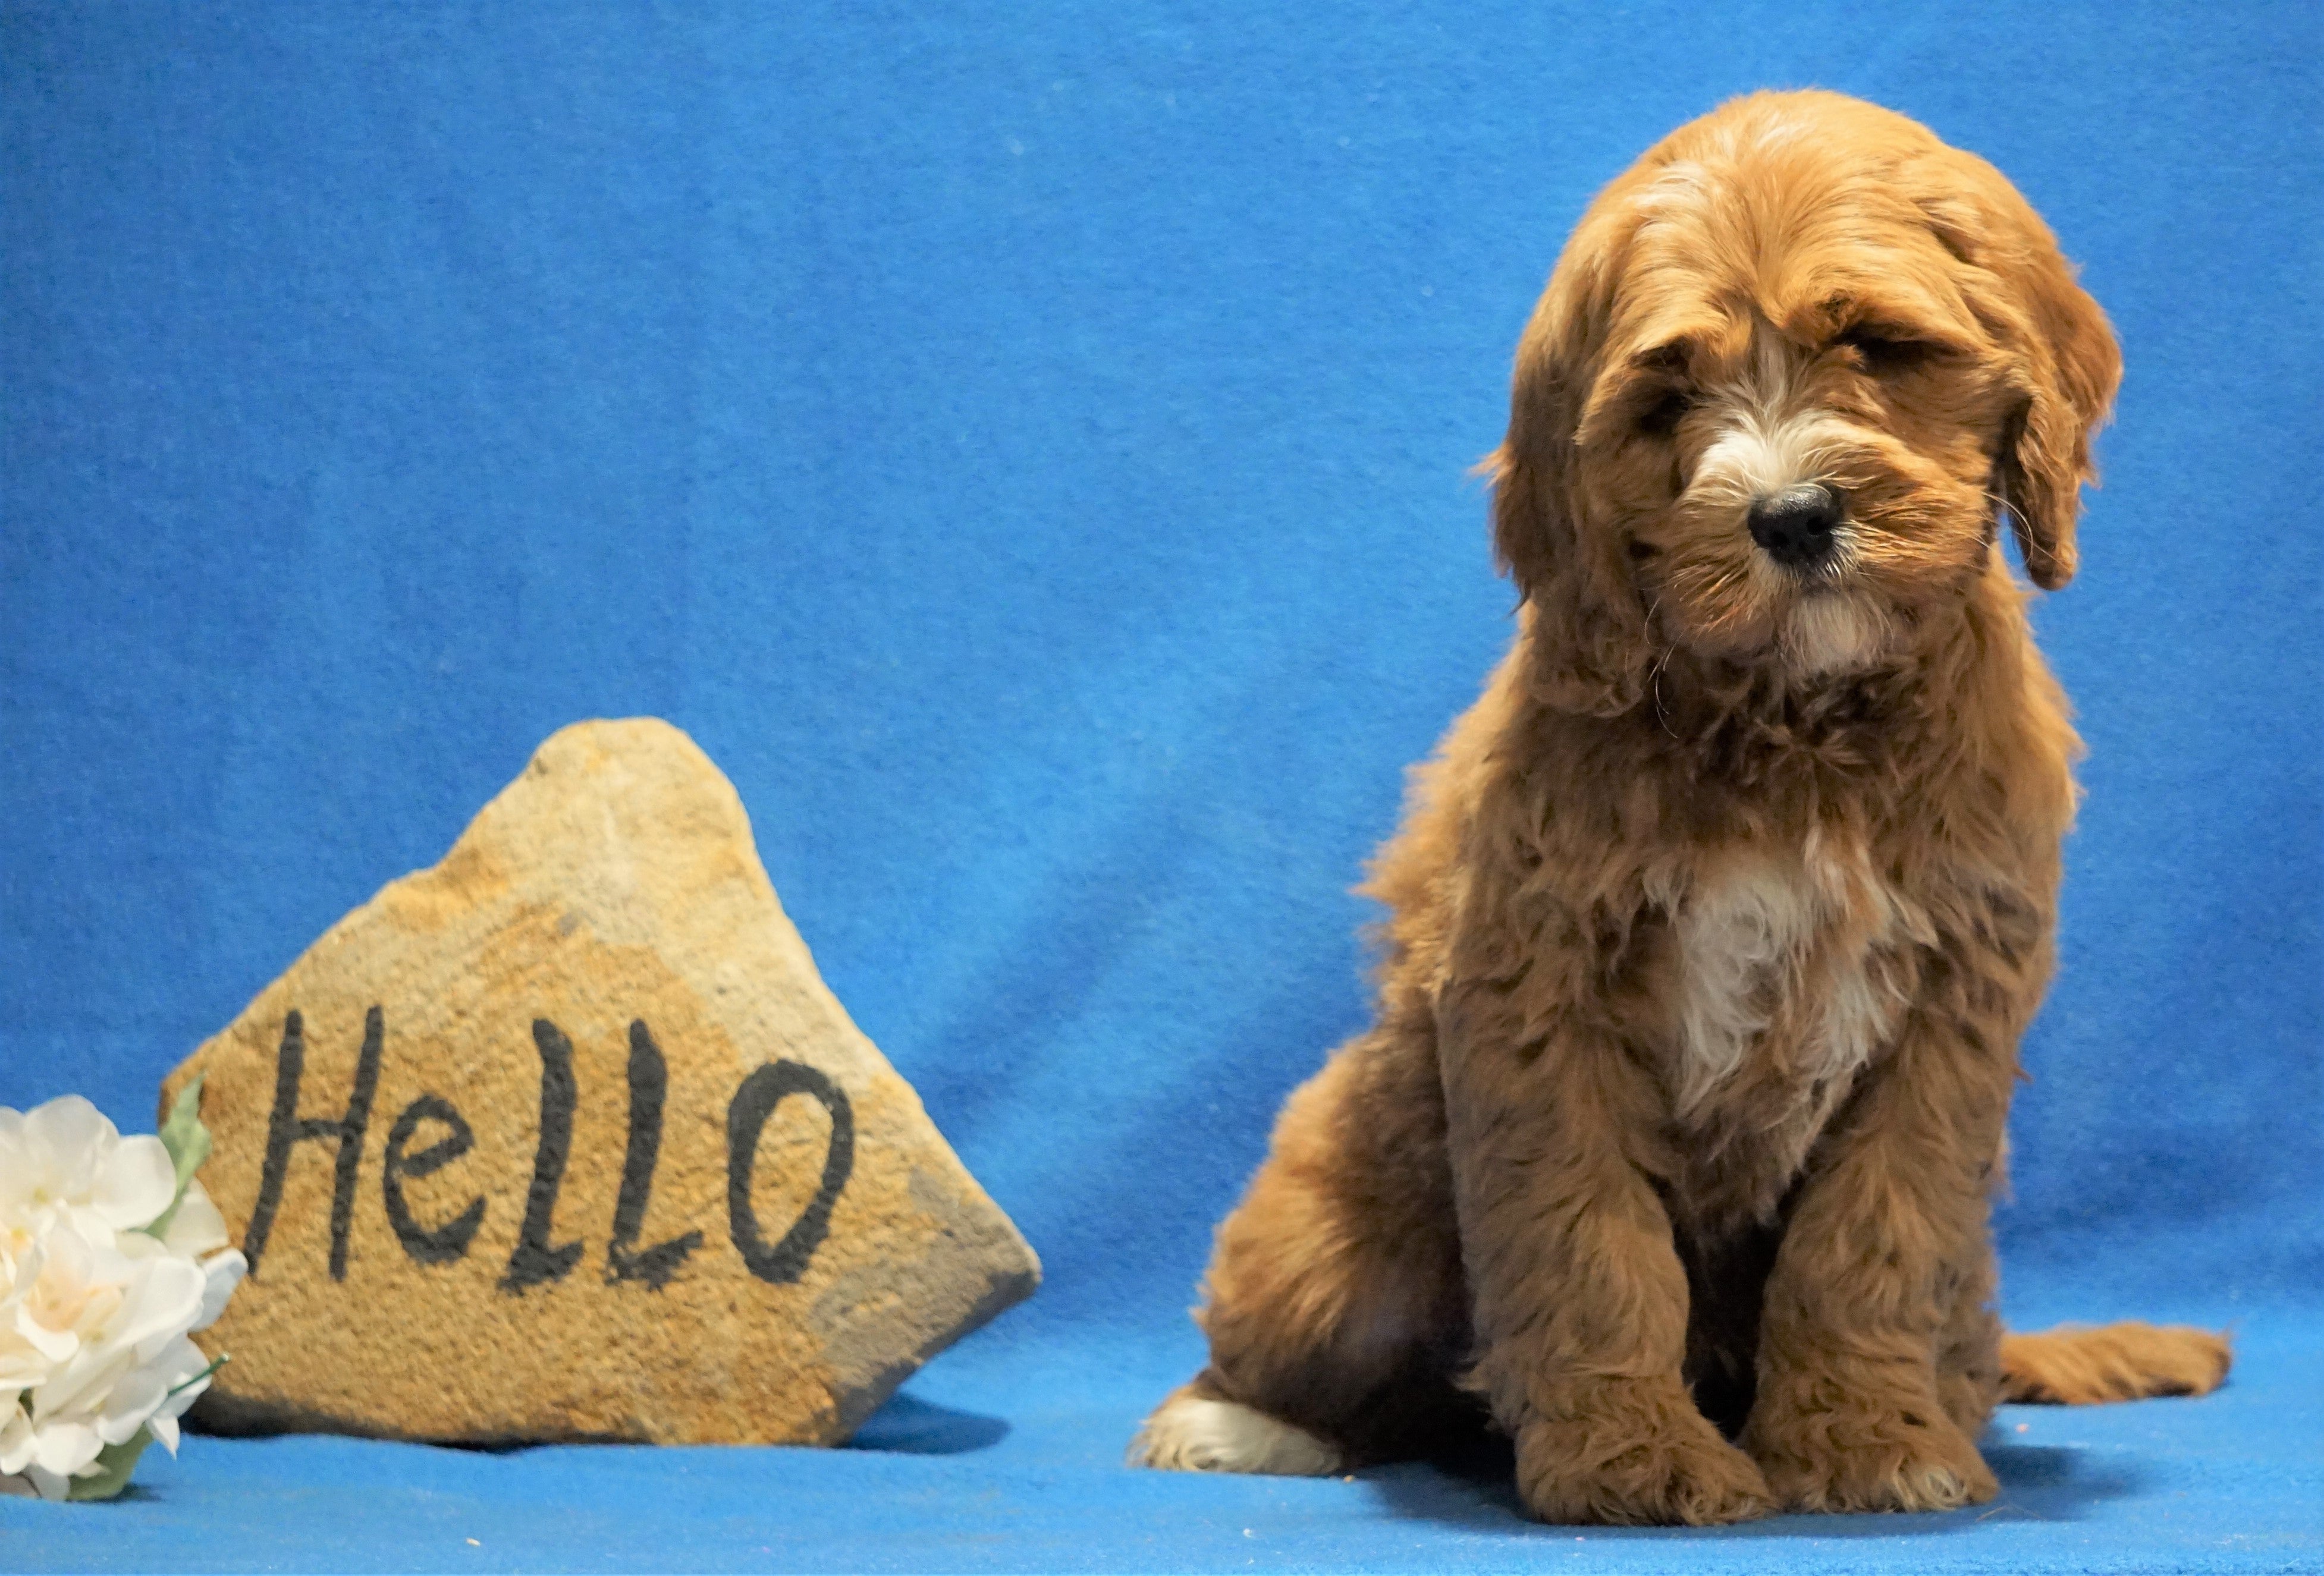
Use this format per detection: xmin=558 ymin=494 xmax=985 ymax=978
xmin=1515 ymin=1380 xmax=1773 ymax=1526
xmin=1745 ymin=1392 xmax=1997 ymax=1514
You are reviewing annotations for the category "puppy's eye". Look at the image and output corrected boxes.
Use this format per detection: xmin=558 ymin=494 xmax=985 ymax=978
xmin=1836 ymin=326 xmax=1935 ymax=373
xmin=1637 ymin=388 xmax=1694 ymax=438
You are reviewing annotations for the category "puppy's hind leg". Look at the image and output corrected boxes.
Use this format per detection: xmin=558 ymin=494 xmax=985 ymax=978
xmin=1130 ymin=1021 xmax=1471 ymax=1475
xmin=1132 ymin=1376 xmax=1346 ymax=1476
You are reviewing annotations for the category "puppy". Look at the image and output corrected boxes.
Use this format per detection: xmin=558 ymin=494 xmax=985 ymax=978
xmin=1130 ymin=90 xmax=2228 ymax=1524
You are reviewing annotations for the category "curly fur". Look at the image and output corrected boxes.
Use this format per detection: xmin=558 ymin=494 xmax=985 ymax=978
xmin=1129 ymin=90 xmax=2229 ymax=1524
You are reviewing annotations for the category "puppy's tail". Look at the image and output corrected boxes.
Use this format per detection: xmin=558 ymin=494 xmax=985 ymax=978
xmin=1999 ymin=1322 xmax=2232 ymax=1404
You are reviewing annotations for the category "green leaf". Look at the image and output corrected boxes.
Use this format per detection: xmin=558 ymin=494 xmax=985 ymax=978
xmin=145 ymin=1072 xmax=212 ymax=1240
xmin=158 ymin=1071 xmax=212 ymax=1186
xmin=65 ymin=1427 xmax=153 ymax=1502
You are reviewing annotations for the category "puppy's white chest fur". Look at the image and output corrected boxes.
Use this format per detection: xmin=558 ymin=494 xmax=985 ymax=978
xmin=1657 ymin=833 xmax=1914 ymax=1122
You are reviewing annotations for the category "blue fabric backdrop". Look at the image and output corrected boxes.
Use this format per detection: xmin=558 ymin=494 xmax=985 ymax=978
xmin=3 ymin=1 xmax=2317 ymax=1570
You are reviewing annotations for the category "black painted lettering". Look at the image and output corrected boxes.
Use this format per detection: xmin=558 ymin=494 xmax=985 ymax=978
xmin=500 ymin=1018 xmax=584 ymax=1292
xmin=607 ymin=1020 xmax=704 ymax=1289
xmin=243 ymin=1006 xmax=384 ymax=1281
xmin=726 ymin=1060 xmax=853 ymax=1285
xmin=381 ymin=1094 xmax=486 ymax=1266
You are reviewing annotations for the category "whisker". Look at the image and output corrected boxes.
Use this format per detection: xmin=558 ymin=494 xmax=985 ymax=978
xmin=1643 ymin=595 xmax=1681 ymax=740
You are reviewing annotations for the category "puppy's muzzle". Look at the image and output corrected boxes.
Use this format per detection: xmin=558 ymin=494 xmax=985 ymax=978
xmin=1747 ymin=484 xmax=1843 ymax=571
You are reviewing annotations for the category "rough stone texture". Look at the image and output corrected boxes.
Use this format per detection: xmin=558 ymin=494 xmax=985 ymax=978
xmin=159 ymin=718 xmax=1039 ymax=1447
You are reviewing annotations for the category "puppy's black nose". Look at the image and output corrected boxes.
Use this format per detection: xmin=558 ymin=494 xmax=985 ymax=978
xmin=1747 ymin=484 xmax=1843 ymax=568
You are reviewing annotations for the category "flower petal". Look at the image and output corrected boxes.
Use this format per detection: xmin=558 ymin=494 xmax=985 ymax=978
xmin=31 ymin=1416 xmax=101 ymax=1477
xmin=109 ymin=1254 xmax=206 ymax=1358
xmin=0 ymin=1352 xmax=56 ymax=1390
xmin=162 ymin=1184 xmax=230 ymax=1259
xmin=39 ymin=1219 xmax=95 ymax=1291
xmin=91 ymin=1135 xmax=176 ymax=1233
xmin=24 ymin=1097 xmax=112 ymax=1200
xmin=114 ymin=1229 xmax=164 ymax=1263
xmin=97 ymin=1337 xmax=206 ymax=1447
xmin=12 ymin=1303 xmax=78 ymax=1365
xmin=97 ymin=1364 xmax=168 ymax=1445
xmin=193 ymin=1249 xmax=247 ymax=1332
xmin=137 ymin=1335 xmax=209 ymax=1401
xmin=0 ymin=1111 xmax=33 ymax=1225
xmin=0 ymin=1351 xmax=56 ymax=1389
xmin=32 ymin=1344 xmax=134 ymax=1426
xmin=58 ymin=1204 xmax=121 ymax=1256
xmin=0 ymin=1405 xmax=36 ymax=1473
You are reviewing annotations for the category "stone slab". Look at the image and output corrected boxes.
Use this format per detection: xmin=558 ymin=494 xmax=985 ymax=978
xmin=160 ymin=718 xmax=1039 ymax=1446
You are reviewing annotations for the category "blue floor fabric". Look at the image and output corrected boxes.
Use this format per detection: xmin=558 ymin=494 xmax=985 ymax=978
xmin=2 ymin=1304 xmax=2318 ymax=1574
xmin=5 ymin=1 xmax=2320 ymax=1570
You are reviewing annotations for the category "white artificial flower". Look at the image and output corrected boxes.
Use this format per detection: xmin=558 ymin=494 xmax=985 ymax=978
xmin=0 ymin=1097 xmax=177 ymax=1259
xmin=0 ymin=1094 xmax=241 ymax=1501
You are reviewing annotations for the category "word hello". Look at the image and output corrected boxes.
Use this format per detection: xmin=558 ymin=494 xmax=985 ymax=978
xmin=238 ymin=1008 xmax=853 ymax=1292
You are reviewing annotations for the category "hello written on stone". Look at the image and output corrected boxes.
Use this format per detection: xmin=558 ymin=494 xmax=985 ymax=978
xmin=240 ymin=1006 xmax=853 ymax=1293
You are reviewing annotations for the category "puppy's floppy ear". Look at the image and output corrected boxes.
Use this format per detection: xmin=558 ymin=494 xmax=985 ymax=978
xmin=1996 ymin=245 xmax=2120 ymax=591
xmin=1488 ymin=272 xmax=1650 ymax=715
xmin=1926 ymin=172 xmax=2122 ymax=592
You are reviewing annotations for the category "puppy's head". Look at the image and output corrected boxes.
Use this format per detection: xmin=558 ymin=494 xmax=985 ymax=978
xmin=1491 ymin=91 xmax=2119 ymax=710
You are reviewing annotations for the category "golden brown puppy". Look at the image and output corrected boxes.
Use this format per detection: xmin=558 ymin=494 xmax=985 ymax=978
xmin=1129 ymin=90 xmax=2229 ymax=1524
